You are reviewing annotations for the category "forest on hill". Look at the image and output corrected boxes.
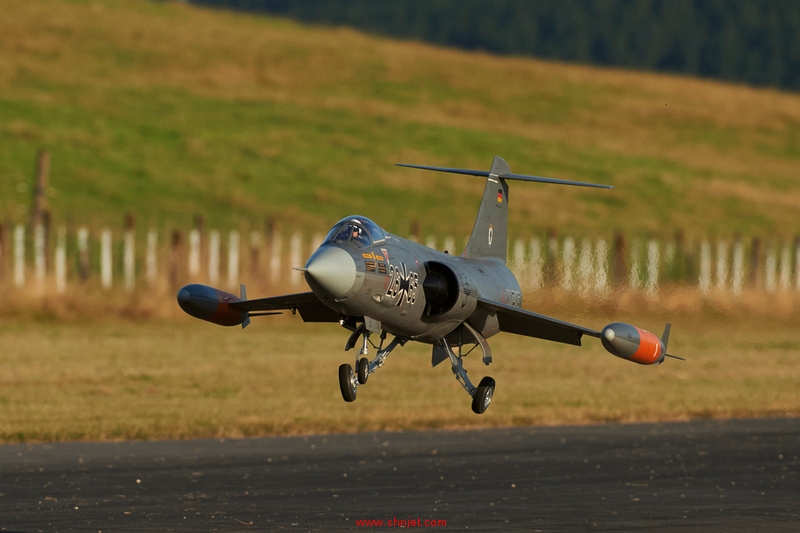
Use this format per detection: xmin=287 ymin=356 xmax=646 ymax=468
xmin=190 ymin=0 xmax=800 ymax=91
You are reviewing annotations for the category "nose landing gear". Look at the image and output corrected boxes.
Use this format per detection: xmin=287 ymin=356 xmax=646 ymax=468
xmin=338 ymin=326 xmax=407 ymax=403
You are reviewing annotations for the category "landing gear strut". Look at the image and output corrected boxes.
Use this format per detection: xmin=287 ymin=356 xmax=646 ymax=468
xmin=437 ymin=324 xmax=496 ymax=414
xmin=338 ymin=324 xmax=407 ymax=403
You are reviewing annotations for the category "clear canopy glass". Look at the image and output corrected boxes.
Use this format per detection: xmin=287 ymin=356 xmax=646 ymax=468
xmin=323 ymin=216 xmax=386 ymax=247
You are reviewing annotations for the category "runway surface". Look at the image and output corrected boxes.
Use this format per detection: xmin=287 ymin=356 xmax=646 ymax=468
xmin=0 ymin=417 xmax=797 ymax=531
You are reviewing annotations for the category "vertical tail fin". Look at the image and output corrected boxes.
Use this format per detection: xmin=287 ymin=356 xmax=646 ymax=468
xmin=661 ymin=323 xmax=671 ymax=351
xmin=240 ymin=284 xmax=251 ymax=329
xmin=463 ymin=156 xmax=510 ymax=261
xmin=661 ymin=323 xmax=685 ymax=361
xmin=394 ymin=156 xmax=611 ymax=262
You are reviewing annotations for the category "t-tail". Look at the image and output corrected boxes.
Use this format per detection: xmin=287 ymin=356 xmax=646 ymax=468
xmin=396 ymin=156 xmax=613 ymax=261
xmin=463 ymin=156 xmax=511 ymax=260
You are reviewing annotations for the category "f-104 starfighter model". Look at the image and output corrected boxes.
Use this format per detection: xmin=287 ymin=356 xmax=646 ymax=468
xmin=178 ymin=156 xmax=682 ymax=414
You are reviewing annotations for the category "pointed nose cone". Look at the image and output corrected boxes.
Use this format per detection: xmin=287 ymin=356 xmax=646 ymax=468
xmin=304 ymin=246 xmax=358 ymax=299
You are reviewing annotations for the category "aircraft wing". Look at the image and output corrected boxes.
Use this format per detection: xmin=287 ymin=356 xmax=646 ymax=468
xmin=477 ymin=299 xmax=601 ymax=346
xmin=232 ymin=292 xmax=340 ymax=322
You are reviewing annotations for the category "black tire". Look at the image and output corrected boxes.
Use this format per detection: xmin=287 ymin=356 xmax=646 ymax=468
xmin=471 ymin=376 xmax=496 ymax=414
xmin=338 ymin=363 xmax=357 ymax=402
xmin=357 ymin=357 xmax=370 ymax=385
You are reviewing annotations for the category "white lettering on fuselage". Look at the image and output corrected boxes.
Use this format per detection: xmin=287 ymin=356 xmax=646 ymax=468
xmin=386 ymin=262 xmax=418 ymax=307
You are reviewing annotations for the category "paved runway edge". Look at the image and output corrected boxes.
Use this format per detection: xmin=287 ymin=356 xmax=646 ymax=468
xmin=1 ymin=417 xmax=798 ymax=531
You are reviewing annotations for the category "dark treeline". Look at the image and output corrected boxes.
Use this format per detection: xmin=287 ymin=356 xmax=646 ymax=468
xmin=188 ymin=0 xmax=800 ymax=91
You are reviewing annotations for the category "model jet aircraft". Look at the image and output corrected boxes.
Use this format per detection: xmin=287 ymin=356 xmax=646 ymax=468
xmin=178 ymin=156 xmax=682 ymax=414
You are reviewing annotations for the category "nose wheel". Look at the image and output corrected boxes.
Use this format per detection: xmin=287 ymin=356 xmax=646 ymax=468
xmin=357 ymin=357 xmax=370 ymax=385
xmin=339 ymin=332 xmax=408 ymax=403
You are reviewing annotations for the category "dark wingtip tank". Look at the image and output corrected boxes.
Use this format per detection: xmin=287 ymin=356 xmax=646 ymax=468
xmin=177 ymin=283 xmax=249 ymax=327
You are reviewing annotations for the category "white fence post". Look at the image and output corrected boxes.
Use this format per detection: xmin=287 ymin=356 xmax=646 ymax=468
xmin=698 ymin=239 xmax=711 ymax=295
xmin=732 ymin=239 xmax=744 ymax=296
xmin=124 ymin=227 xmax=135 ymax=291
xmin=101 ymin=229 xmax=112 ymax=289
xmin=715 ymin=240 xmax=728 ymax=292
xmin=444 ymin=236 xmax=455 ymax=255
xmin=228 ymin=230 xmax=240 ymax=289
xmin=528 ymin=237 xmax=542 ymax=290
xmin=578 ymin=238 xmax=593 ymax=295
xmin=561 ymin=236 xmax=575 ymax=290
xmin=189 ymin=228 xmax=201 ymax=278
xmin=646 ymin=239 xmax=659 ymax=297
xmin=765 ymin=245 xmax=777 ymax=293
xmin=594 ymin=238 xmax=609 ymax=294
xmin=208 ymin=230 xmax=220 ymax=285
xmin=14 ymin=224 xmax=25 ymax=287
xmin=290 ymin=232 xmax=302 ymax=288
xmin=55 ymin=227 xmax=66 ymax=293
xmin=270 ymin=230 xmax=282 ymax=284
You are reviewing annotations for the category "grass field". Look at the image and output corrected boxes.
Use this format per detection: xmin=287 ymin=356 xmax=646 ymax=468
xmin=1 ymin=1 xmax=799 ymax=443
xmin=1 ymin=0 xmax=799 ymax=241
xmin=2 ymin=305 xmax=798 ymax=443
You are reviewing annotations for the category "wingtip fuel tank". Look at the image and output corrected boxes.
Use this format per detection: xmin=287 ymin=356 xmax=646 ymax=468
xmin=177 ymin=283 xmax=249 ymax=327
xmin=600 ymin=322 xmax=666 ymax=365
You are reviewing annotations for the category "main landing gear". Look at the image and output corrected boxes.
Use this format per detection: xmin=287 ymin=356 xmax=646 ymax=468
xmin=436 ymin=336 xmax=496 ymax=414
xmin=338 ymin=323 xmax=407 ymax=403
xmin=337 ymin=319 xmax=495 ymax=414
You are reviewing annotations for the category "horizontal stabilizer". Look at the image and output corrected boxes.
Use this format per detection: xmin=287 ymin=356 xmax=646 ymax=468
xmin=395 ymin=163 xmax=613 ymax=189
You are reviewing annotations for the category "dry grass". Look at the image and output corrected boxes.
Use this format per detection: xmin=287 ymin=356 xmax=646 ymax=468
xmin=1 ymin=285 xmax=798 ymax=443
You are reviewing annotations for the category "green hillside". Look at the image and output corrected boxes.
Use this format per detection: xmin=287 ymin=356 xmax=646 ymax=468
xmin=1 ymin=0 xmax=799 ymax=242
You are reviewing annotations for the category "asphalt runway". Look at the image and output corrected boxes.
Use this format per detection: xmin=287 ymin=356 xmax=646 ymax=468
xmin=0 ymin=418 xmax=797 ymax=532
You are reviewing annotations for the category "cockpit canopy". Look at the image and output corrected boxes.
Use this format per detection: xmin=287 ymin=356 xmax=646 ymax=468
xmin=323 ymin=216 xmax=387 ymax=247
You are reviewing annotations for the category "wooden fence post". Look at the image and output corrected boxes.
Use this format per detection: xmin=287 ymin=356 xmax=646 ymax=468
xmin=77 ymin=228 xmax=89 ymax=281
xmin=779 ymin=241 xmax=791 ymax=291
xmin=410 ymin=220 xmax=420 ymax=243
xmin=146 ymin=229 xmax=157 ymax=286
xmin=749 ymin=237 xmax=761 ymax=289
xmin=169 ymin=230 xmax=183 ymax=290
xmin=611 ymin=231 xmax=626 ymax=288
